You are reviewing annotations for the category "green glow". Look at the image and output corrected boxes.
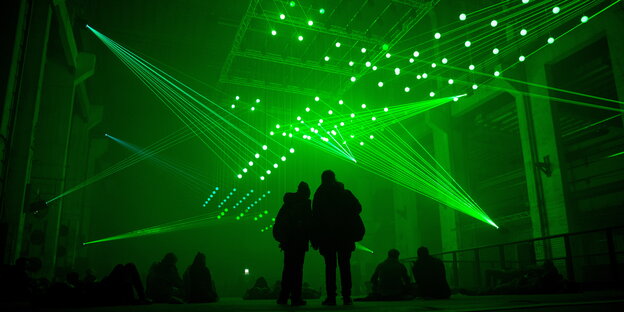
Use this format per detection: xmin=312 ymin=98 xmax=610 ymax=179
xmin=319 ymin=8 xmax=325 ymax=14
xmin=289 ymin=1 xmax=295 ymax=7
xmin=271 ymin=29 xmax=277 ymax=36
xmin=434 ymin=32 xmax=441 ymax=39
xmin=382 ymin=43 xmax=389 ymax=50
xmin=459 ymin=13 xmax=467 ymax=21
xmin=607 ymin=151 xmax=624 ymax=158
xmin=355 ymin=242 xmax=374 ymax=253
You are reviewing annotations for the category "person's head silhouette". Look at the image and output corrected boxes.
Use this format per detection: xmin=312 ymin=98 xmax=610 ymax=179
xmin=192 ymin=252 xmax=206 ymax=267
xmin=297 ymin=181 xmax=310 ymax=198
xmin=417 ymin=246 xmax=429 ymax=259
xmin=162 ymin=252 xmax=178 ymax=265
xmin=321 ymin=170 xmax=336 ymax=185
xmin=388 ymin=248 xmax=400 ymax=260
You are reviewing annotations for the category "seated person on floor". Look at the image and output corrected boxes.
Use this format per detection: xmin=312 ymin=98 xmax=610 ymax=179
xmin=412 ymin=246 xmax=451 ymax=299
xmin=243 ymin=276 xmax=274 ymax=300
xmin=361 ymin=249 xmax=411 ymax=301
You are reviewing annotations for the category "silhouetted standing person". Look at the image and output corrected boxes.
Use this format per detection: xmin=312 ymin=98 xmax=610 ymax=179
xmin=412 ymin=246 xmax=450 ymax=299
xmin=273 ymin=181 xmax=312 ymax=306
xmin=312 ymin=170 xmax=362 ymax=305
xmin=183 ymin=252 xmax=218 ymax=303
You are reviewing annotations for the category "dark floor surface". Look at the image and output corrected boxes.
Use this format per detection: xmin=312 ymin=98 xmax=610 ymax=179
xmin=5 ymin=291 xmax=624 ymax=312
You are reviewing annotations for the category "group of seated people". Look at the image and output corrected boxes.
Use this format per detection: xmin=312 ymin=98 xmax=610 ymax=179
xmin=360 ymin=246 xmax=451 ymax=301
xmin=243 ymin=277 xmax=321 ymax=300
xmin=1 ymin=247 xmax=567 ymax=306
xmin=0 ymin=251 xmax=218 ymax=307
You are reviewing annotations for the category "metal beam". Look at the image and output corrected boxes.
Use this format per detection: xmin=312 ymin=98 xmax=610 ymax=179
xmin=251 ymin=10 xmax=384 ymax=45
xmin=219 ymin=0 xmax=261 ymax=83
xmin=220 ymin=76 xmax=331 ymax=98
xmin=232 ymin=49 xmax=352 ymax=76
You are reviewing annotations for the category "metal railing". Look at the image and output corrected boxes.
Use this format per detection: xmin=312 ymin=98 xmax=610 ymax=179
xmin=403 ymin=225 xmax=624 ymax=290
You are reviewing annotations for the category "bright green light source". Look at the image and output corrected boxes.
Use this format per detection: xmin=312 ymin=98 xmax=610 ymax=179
xmin=413 ymin=51 xmax=419 ymax=57
xmin=371 ymin=117 xmax=377 ymax=121
xmin=522 ymin=0 xmax=529 ymax=3
xmin=328 ymin=110 xmax=333 ymax=115
xmin=305 ymin=107 xmax=310 ymax=112
xmin=429 ymin=91 xmax=435 ymax=97
xmin=271 ymin=30 xmax=277 ymax=36
xmin=350 ymin=76 xmax=356 ymax=82
xmin=255 ymin=153 xmax=260 ymax=159
xmin=520 ymin=29 xmax=527 ymax=36
xmin=314 ymin=96 xmax=320 ymax=101
xmin=255 ymin=98 xmax=260 ymax=103
xmin=298 ymin=35 xmax=303 ymax=41
xmin=349 ymin=61 xmax=354 ymax=66
xmin=237 ymin=174 xmax=242 ymax=179
xmin=448 ymin=79 xmax=454 ymax=84
xmin=490 ymin=20 xmax=498 ymax=27
xmin=279 ymin=13 xmax=286 ymax=20
xmin=472 ymin=84 xmax=478 ymax=90
xmin=270 ymin=131 xmax=275 ymax=135
xmin=453 ymin=97 xmax=459 ymax=102
xmin=281 ymin=156 xmax=286 ymax=161
xmin=404 ymin=87 xmax=410 ymax=92
xmin=372 ymin=66 xmax=377 ymax=71
xmin=434 ymin=32 xmax=441 ymax=39
xmin=465 ymin=41 xmax=471 ymax=47
xmin=494 ymin=71 xmax=500 ymax=77
xmin=581 ymin=16 xmax=589 ymax=23
xmin=361 ymin=48 xmax=366 ymax=53
xmin=356 ymin=242 xmax=374 ymax=253
xmin=409 ymin=58 xmax=414 ymax=63
xmin=382 ymin=43 xmax=389 ymax=50
xmin=384 ymin=107 xmax=389 ymax=112
xmin=361 ymin=103 xmax=367 ymax=109
xmin=493 ymin=48 xmax=499 ymax=54
xmin=260 ymin=176 xmax=265 ymax=181
xmin=262 ymin=145 xmax=268 ymax=150
xmin=335 ymin=42 xmax=341 ymax=48
xmin=289 ymin=1 xmax=295 ymax=7
xmin=459 ymin=13 xmax=466 ymax=21
xmin=273 ymin=163 xmax=278 ymax=168
xmin=248 ymin=161 xmax=254 ymax=166
xmin=231 ymin=104 xmax=235 ymax=109
xmin=386 ymin=53 xmax=391 ymax=58
xmin=422 ymin=73 xmax=428 ymax=78
xmin=552 ymin=7 xmax=560 ymax=14
xmin=251 ymin=106 xmax=255 ymax=111
xmin=319 ymin=8 xmax=325 ymax=14
xmin=431 ymin=63 xmax=437 ymax=68
xmin=519 ymin=55 xmax=526 ymax=62
xmin=394 ymin=68 xmax=400 ymax=75
xmin=442 ymin=58 xmax=448 ymax=64
xmin=289 ymin=148 xmax=295 ymax=153
xmin=547 ymin=37 xmax=555 ymax=44
xmin=417 ymin=75 xmax=422 ymax=79
xmin=324 ymin=56 xmax=330 ymax=61
xmin=235 ymin=96 xmax=240 ymax=100
xmin=469 ymin=64 xmax=475 ymax=70
xmin=377 ymin=82 xmax=383 ymax=87
xmin=243 ymin=168 xmax=248 ymax=173
xmin=307 ymin=20 xmax=314 ymax=26
xmin=338 ymin=99 xmax=344 ymax=105
xmin=365 ymin=61 xmax=371 ymax=67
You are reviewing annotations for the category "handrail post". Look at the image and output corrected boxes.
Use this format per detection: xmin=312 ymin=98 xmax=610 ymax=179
xmin=606 ymin=229 xmax=619 ymax=283
xmin=564 ymin=235 xmax=575 ymax=282
xmin=453 ymin=252 xmax=459 ymax=289
xmin=474 ymin=249 xmax=482 ymax=288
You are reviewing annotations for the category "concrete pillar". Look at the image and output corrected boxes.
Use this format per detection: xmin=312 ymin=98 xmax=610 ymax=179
xmin=26 ymin=52 xmax=76 ymax=278
xmin=1 ymin=0 xmax=51 ymax=263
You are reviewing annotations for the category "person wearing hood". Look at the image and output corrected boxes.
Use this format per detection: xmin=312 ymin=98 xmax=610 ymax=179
xmin=183 ymin=252 xmax=218 ymax=303
xmin=273 ymin=181 xmax=312 ymax=306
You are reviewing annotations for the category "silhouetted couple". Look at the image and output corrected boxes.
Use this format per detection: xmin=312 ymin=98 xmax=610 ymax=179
xmin=273 ymin=170 xmax=363 ymax=306
xmin=146 ymin=252 xmax=218 ymax=303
